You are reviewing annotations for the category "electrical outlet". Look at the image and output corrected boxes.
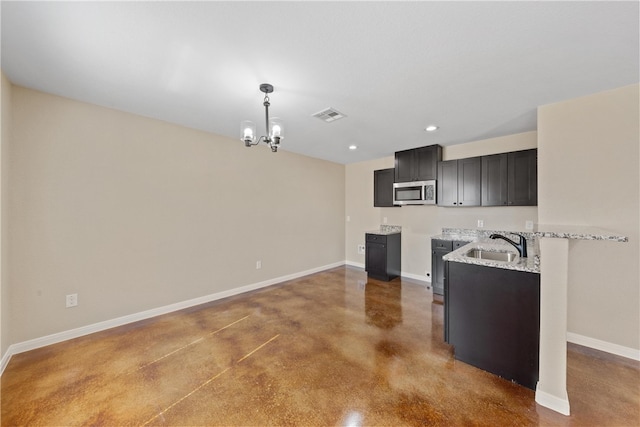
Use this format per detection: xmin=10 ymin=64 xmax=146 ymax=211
xmin=66 ymin=293 xmax=78 ymax=308
xmin=477 ymin=219 xmax=484 ymax=228
xmin=357 ymin=244 xmax=365 ymax=254
xmin=525 ymin=220 xmax=534 ymax=230
xmin=256 ymin=260 xmax=262 ymax=269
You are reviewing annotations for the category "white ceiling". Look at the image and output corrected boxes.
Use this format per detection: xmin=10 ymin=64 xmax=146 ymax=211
xmin=2 ymin=1 xmax=638 ymax=164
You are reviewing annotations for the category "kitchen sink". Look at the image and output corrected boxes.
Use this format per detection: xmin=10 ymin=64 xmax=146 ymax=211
xmin=464 ymin=249 xmax=518 ymax=262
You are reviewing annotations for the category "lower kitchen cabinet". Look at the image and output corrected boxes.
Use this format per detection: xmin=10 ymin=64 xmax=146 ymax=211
xmin=365 ymin=233 xmax=401 ymax=281
xmin=431 ymin=239 xmax=468 ymax=296
xmin=445 ymin=261 xmax=540 ymax=390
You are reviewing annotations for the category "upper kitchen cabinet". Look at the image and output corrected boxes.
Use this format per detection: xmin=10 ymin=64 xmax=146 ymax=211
xmin=481 ymin=149 xmax=537 ymax=206
xmin=373 ymin=168 xmax=397 ymax=207
xmin=394 ymin=145 xmax=442 ymax=182
xmin=438 ymin=157 xmax=482 ymax=207
xmin=508 ymin=149 xmax=537 ymax=206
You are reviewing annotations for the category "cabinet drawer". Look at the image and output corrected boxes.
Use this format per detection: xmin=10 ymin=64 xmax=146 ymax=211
xmin=432 ymin=239 xmax=453 ymax=251
xmin=366 ymin=233 xmax=388 ymax=243
xmin=453 ymin=240 xmax=470 ymax=250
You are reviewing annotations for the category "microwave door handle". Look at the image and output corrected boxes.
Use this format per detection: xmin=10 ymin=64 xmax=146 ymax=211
xmin=421 ymin=184 xmax=426 ymax=201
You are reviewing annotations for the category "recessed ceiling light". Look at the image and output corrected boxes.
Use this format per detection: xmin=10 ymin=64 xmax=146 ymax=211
xmin=348 ymin=145 xmax=357 ymax=150
xmin=425 ymin=125 xmax=439 ymax=132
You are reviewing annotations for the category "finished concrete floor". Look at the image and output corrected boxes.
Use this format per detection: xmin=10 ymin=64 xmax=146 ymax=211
xmin=2 ymin=266 xmax=639 ymax=426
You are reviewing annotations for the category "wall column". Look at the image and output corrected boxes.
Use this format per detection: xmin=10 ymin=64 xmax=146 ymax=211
xmin=535 ymin=237 xmax=570 ymax=415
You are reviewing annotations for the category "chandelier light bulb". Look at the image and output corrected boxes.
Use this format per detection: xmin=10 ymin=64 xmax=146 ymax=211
xmin=270 ymin=118 xmax=284 ymax=140
xmin=240 ymin=120 xmax=256 ymax=145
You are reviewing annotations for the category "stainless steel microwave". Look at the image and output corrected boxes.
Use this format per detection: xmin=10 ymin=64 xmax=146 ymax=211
xmin=393 ymin=180 xmax=436 ymax=205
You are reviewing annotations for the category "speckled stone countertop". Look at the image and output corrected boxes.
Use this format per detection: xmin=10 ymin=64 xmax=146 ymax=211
xmin=533 ymin=224 xmax=628 ymax=242
xmin=435 ymin=225 xmax=627 ymax=274
xmin=435 ymin=226 xmax=628 ymax=242
xmin=366 ymin=224 xmax=402 ymax=235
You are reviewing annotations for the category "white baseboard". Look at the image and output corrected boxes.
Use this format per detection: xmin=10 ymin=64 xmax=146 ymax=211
xmin=344 ymin=261 xmax=430 ymax=286
xmin=0 ymin=348 xmax=11 ymax=375
xmin=567 ymin=332 xmax=640 ymax=361
xmin=345 ymin=260 xmax=364 ymax=269
xmin=0 ymin=261 xmax=344 ymax=375
xmin=401 ymin=272 xmax=430 ymax=284
xmin=535 ymin=385 xmax=571 ymax=415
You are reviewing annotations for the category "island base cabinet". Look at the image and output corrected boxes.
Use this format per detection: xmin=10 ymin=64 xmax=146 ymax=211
xmin=446 ymin=262 xmax=540 ymax=390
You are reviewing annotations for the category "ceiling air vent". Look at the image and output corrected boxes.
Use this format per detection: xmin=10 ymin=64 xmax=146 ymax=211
xmin=312 ymin=107 xmax=346 ymax=123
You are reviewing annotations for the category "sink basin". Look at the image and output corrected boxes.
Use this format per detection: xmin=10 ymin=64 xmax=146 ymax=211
xmin=464 ymin=249 xmax=518 ymax=262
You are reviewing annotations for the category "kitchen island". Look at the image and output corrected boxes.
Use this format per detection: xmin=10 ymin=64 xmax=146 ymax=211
xmin=442 ymin=235 xmax=540 ymax=389
xmin=438 ymin=226 xmax=628 ymax=415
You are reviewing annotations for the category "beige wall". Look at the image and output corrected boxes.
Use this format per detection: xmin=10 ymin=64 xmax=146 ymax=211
xmin=8 ymin=86 xmax=345 ymax=344
xmin=1 ymin=72 xmax=12 ymax=355
xmin=4 ymin=78 xmax=637 ymax=357
xmin=538 ymin=84 xmax=639 ymax=350
xmin=345 ymin=132 xmax=538 ymax=279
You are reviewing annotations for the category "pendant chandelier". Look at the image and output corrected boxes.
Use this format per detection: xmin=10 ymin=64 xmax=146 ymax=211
xmin=240 ymin=83 xmax=283 ymax=153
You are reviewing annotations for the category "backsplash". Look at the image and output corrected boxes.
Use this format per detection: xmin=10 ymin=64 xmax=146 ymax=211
xmin=442 ymin=227 xmax=536 ymax=242
xmin=380 ymin=224 xmax=402 ymax=233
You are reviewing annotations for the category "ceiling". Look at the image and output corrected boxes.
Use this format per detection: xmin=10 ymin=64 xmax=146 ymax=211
xmin=2 ymin=1 xmax=638 ymax=164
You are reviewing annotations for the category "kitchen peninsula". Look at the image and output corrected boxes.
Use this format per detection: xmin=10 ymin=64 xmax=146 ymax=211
xmin=437 ymin=225 xmax=628 ymax=415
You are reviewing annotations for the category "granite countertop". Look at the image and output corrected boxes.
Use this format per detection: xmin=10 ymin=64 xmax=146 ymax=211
xmin=533 ymin=224 xmax=628 ymax=242
xmin=435 ymin=226 xmax=628 ymax=242
xmin=435 ymin=224 xmax=627 ymax=274
xmin=366 ymin=224 xmax=402 ymax=235
xmin=431 ymin=234 xmax=476 ymax=242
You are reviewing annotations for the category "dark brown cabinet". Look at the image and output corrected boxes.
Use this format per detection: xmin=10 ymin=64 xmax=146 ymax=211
xmin=431 ymin=239 xmax=468 ymax=296
xmin=482 ymin=149 xmax=537 ymax=206
xmin=373 ymin=168 xmax=396 ymax=207
xmin=445 ymin=262 xmax=540 ymax=390
xmin=366 ymin=233 xmax=401 ymax=281
xmin=437 ymin=157 xmax=481 ymax=206
xmin=394 ymin=145 xmax=442 ymax=182
xmin=508 ymin=149 xmax=537 ymax=206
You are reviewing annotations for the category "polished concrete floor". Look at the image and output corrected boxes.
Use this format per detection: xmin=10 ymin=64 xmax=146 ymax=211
xmin=2 ymin=266 xmax=639 ymax=426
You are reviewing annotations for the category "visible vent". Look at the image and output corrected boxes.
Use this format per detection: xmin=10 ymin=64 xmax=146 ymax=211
xmin=312 ymin=107 xmax=346 ymax=123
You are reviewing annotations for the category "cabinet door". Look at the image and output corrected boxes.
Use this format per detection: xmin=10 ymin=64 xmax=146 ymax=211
xmin=394 ymin=149 xmax=415 ymax=182
xmin=448 ymin=262 xmax=540 ymax=389
xmin=432 ymin=248 xmax=449 ymax=295
xmin=457 ymin=157 xmax=482 ymax=206
xmin=508 ymin=149 xmax=537 ymax=206
xmin=481 ymin=154 xmax=508 ymax=206
xmin=415 ymin=145 xmax=441 ymax=181
xmin=365 ymin=242 xmax=386 ymax=275
xmin=374 ymin=168 xmax=396 ymax=207
xmin=437 ymin=160 xmax=459 ymax=206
